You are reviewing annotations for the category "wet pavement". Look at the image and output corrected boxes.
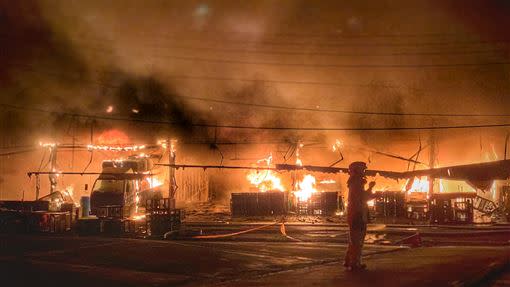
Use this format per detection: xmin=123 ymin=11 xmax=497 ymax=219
xmin=0 ymin=232 xmax=508 ymax=286
xmin=184 ymin=222 xmax=510 ymax=246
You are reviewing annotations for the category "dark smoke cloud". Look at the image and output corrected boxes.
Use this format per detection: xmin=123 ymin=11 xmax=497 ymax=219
xmin=0 ymin=0 xmax=89 ymax=139
xmin=94 ymin=70 xmax=206 ymax=138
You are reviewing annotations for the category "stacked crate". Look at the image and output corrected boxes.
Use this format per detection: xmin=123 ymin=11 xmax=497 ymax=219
xmin=145 ymin=199 xmax=183 ymax=236
xmin=373 ymin=191 xmax=406 ymax=218
xmin=296 ymin=192 xmax=339 ymax=216
xmin=231 ymin=192 xmax=288 ymax=217
xmin=28 ymin=212 xmax=72 ymax=233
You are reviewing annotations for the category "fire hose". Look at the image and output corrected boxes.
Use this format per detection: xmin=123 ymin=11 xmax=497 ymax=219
xmin=189 ymin=221 xmax=302 ymax=241
xmin=192 ymin=222 xmax=278 ymax=239
xmin=279 ymin=223 xmax=303 ymax=242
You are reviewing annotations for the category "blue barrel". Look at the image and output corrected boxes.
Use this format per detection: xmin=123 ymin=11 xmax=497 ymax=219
xmin=80 ymin=196 xmax=91 ymax=217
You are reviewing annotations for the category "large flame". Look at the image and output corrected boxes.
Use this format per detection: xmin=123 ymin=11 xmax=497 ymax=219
xmin=247 ymin=171 xmax=285 ymax=192
xmin=247 ymin=154 xmax=285 ymax=192
xmin=146 ymin=177 xmax=163 ymax=189
xmin=294 ymin=174 xmax=318 ymax=202
xmin=405 ymin=176 xmax=430 ymax=193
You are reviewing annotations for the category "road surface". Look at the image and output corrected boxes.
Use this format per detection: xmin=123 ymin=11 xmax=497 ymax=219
xmin=0 ymin=233 xmax=508 ymax=286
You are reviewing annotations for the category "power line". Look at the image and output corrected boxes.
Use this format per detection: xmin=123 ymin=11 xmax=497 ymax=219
xmin=13 ymin=63 xmax=412 ymax=89
xmin=153 ymin=33 xmax=510 ymax=48
xmin=5 ymin=70 xmax=508 ymax=118
xmin=2 ymin=103 xmax=510 ymax=132
xmin=74 ymin=44 xmax=510 ymax=69
xmin=138 ymin=54 xmax=510 ymax=69
xmin=58 ymin=35 xmax=508 ymax=58
xmin=180 ymin=30 xmax=477 ymax=39
xmin=178 ymin=95 xmax=510 ymax=117
xmin=2 ymin=72 xmax=509 ymax=118
xmin=164 ymin=74 xmax=405 ymax=88
xmin=150 ymin=44 xmax=507 ymax=57
xmin=6 ymin=30 xmax=504 ymax=47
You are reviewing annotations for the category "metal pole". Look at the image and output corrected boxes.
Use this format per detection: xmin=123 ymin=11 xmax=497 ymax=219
xmin=169 ymin=140 xmax=176 ymax=199
xmin=49 ymin=146 xmax=58 ymax=194
xmin=35 ymin=174 xmax=40 ymax=200
xmin=428 ymin=177 xmax=434 ymax=223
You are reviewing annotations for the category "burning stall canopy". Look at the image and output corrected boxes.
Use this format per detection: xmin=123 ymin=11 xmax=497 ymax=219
xmin=400 ymin=160 xmax=510 ymax=191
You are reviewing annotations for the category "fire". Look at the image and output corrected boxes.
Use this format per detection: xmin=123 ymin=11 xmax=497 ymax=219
xmin=246 ymin=154 xmax=285 ymax=192
xmin=158 ymin=139 xmax=177 ymax=151
xmin=39 ymin=142 xmax=56 ymax=148
xmin=146 ymin=177 xmax=163 ymax=189
xmin=87 ymin=144 xmax=147 ymax=151
xmin=295 ymin=143 xmax=304 ymax=166
xmin=132 ymin=214 xmax=146 ymax=221
xmin=332 ymin=139 xmax=343 ymax=152
xmin=247 ymin=171 xmax=285 ymax=192
xmin=404 ymin=176 xmax=430 ymax=193
xmin=63 ymin=185 xmax=74 ymax=197
xmin=158 ymin=139 xmax=168 ymax=149
xmin=294 ymin=174 xmax=318 ymax=202
xmin=96 ymin=129 xmax=129 ymax=145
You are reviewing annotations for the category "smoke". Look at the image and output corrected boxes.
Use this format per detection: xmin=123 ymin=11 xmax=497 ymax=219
xmin=0 ymin=1 xmax=85 ymax=135
xmin=92 ymin=70 xmax=207 ymax=139
xmin=1 ymin=0 xmax=510 ymax=184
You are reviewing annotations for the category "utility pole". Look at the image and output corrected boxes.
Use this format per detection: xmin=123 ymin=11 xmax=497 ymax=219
xmin=49 ymin=145 xmax=58 ymax=194
xmin=428 ymin=129 xmax=438 ymax=198
xmin=35 ymin=174 xmax=40 ymax=200
xmin=164 ymin=139 xmax=177 ymax=205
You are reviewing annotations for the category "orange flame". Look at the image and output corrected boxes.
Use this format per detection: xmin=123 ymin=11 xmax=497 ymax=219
xmin=404 ymin=176 xmax=430 ymax=193
xmin=246 ymin=154 xmax=285 ymax=192
xmin=146 ymin=177 xmax=163 ymax=189
xmin=332 ymin=139 xmax=343 ymax=152
xmin=295 ymin=143 xmax=304 ymax=166
xmin=294 ymin=174 xmax=318 ymax=202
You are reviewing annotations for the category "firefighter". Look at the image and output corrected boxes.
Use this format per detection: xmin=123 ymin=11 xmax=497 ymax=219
xmin=344 ymin=161 xmax=376 ymax=271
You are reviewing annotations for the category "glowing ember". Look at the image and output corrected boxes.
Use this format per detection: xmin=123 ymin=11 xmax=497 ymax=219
xmin=106 ymin=105 xmax=114 ymax=113
xmin=246 ymin=154 xmax=285 ymax=192
xmin=319 ymin=179 xmax=336 ymax=184
xmin=294 ymin=174 xmax=318 ymax=202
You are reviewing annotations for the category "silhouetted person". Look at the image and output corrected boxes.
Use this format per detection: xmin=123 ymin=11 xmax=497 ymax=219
xmin=344 ymin=161 xmax=376 ymax=271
